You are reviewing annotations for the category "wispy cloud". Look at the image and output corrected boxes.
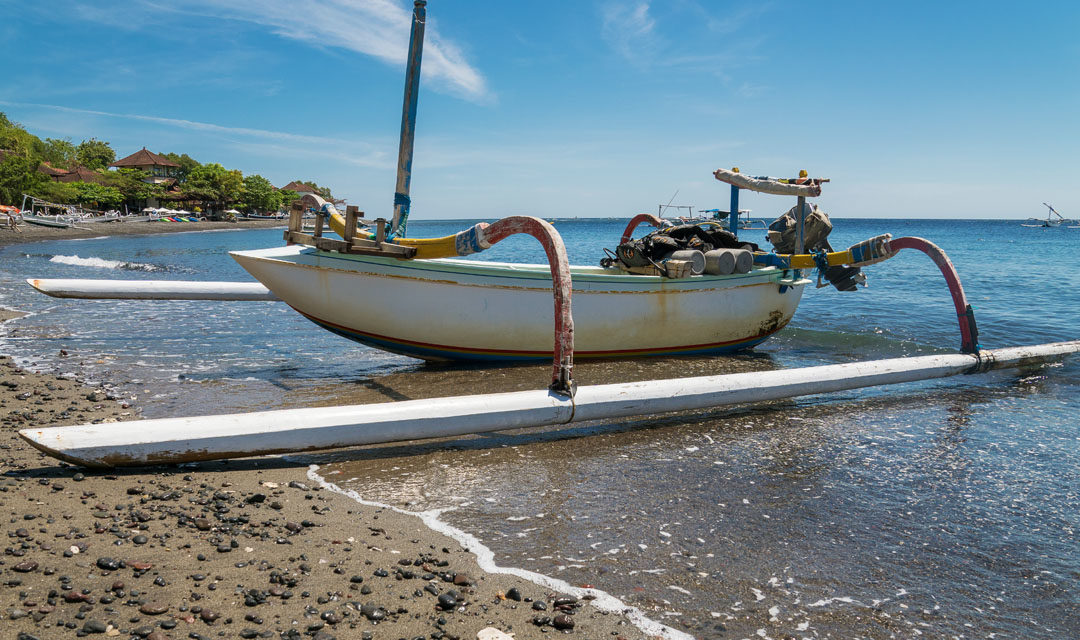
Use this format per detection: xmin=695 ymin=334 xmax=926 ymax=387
xmin=696 ymin=3 xmax=773 ymax=36
xmin=600 ymin=1 xmax=657 ymax=63
xmin=68 ymin=0 xmax=488 ymax=102
xmin=597 ymin=0 xmax=773 ymax=95
xmin=0 ymin=101 xmax=389 ymax=167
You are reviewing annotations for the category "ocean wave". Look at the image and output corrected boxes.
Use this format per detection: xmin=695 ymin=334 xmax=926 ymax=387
xmin=49 ymin=254 xmax=164 ymax=272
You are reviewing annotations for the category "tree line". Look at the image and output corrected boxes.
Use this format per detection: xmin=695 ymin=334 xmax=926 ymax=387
xmin=0 ymin=112 xmax=333 ymax=214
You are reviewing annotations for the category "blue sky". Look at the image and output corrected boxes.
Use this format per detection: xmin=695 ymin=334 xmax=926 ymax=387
xmin=1 ymin=1 xmax=1077 ymax=219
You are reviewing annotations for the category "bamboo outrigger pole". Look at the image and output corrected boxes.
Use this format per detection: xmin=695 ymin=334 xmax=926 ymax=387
xmin=18 ymin=342 xmax=1080 ymax=468
xmin=27 ymin=279 xmax=278 ymax=301
xmin=390 ymin=0 xmax=427 ymax=239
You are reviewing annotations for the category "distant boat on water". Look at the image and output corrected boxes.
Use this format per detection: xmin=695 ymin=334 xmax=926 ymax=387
xmin=1022 ymin=202 xmax=1077 ymax=228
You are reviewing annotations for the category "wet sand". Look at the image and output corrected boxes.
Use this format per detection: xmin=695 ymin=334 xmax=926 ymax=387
xmin=0 ymin=224 xmax=658 ymax=640
xmin=0 ymin=364 xmax=657 ymax=640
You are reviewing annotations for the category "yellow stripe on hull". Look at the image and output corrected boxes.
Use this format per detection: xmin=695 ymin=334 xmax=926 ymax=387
xmin=327 ymin=213 xmax=461 ymax=259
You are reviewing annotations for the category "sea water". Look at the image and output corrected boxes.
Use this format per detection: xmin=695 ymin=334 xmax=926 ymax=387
xmin=1 ymin=219 xmax=1078 ymax=638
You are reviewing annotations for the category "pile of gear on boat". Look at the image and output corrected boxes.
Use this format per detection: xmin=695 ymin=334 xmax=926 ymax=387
xmin=601 ymin=203 xmax=866 ymax=291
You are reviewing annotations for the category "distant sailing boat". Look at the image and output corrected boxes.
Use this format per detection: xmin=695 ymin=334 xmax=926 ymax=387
xmin=1022 ymin=202 xmax=1075 ymax=228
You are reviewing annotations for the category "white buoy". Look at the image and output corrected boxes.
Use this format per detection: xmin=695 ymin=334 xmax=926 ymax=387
xmin=18 ymin=342 xmax=1079 ymax=468
xmin=27 ymin=279 xmax=278 ymax=301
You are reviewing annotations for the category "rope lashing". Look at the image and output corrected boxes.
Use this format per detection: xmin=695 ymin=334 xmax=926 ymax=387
xmin=391 ymin=192 xmax=411 ymax=239
xmin=847 ymin=234 xmax=894 ymax=266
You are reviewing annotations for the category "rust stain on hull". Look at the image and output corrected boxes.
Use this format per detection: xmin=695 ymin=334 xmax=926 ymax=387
xmin=756 ymin=309 xmax=788 ymax=338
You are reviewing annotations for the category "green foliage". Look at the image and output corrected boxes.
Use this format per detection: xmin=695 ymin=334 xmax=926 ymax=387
xmin=26 ymin=182 xmax=121 ymax=208
xmin=278 ymin=189 xmax=299 ymax=208
xmin=291 ymin=179 xmax=333 ymax=200
xmin=0 ymin=111 xmax=338 ymax=212
xmin=0 ymin=155 xmax=47 ymax=205
xmin=241 ymin=174 xmax=281 ymax=212
xmin=42 ymin=138 xmax=77 ymax=168
xmin=0 ymin=112 xmax=43 ymax=156
xmin=33 ymin=181 xmax=80 ymax=204
xmin=161 ymin=152 xmax=200 ymax=183
xmin=76 ymin=138 xmax=116 ymax=170
xmin=72 ymin=182 xmax=123 ymax=207
xmin=186 ymin=163 xmax=243 ymax=206
xmin=103 ymin=168 xmax=164 ymax=203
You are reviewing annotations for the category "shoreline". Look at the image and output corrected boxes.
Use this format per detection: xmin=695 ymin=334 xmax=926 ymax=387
xmin=0 ymin=221 xmax=665 ymax=640
xmin=0 ymin=359 xmax=661 ymax=640
xmin=0 ymin=218 xmax=287 ymax=248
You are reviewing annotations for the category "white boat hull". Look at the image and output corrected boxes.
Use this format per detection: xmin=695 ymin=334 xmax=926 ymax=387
xmin=230 ymin=245 xmax=807 ymax=360
xmin=22 ymin=214 xmax=74 ymax=228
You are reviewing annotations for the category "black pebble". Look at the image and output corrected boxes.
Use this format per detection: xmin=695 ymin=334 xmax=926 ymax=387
xmin=95 ymin=557 xmax=122 ymax=571
xmin=553 ymin=614 xmax=575 ymax=630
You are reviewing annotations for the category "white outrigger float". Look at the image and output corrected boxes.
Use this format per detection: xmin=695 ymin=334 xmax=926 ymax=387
xmin=19 ymin=1 xmax=1080 ymax=467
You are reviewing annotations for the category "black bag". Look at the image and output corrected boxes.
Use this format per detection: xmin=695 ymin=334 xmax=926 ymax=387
xmin=611 ymin=223 xmax=761 ymax=270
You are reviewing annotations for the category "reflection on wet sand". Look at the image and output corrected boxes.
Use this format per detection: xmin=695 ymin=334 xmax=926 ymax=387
xmin=287 ymin=352 xmax=779 ymax=408
xmin=306 ymin=371 xmax=1080 ymax=639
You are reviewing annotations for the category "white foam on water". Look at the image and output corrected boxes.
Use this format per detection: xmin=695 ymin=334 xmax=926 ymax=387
xmin=306 ymin=464 xmax=695 ymax=640
xmin=807 ymin=596 xmax=857 ymax=607
xmin=49 ymin=254 xmax=161 ymax=271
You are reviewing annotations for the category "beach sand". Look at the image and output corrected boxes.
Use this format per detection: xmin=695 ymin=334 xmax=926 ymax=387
xmin=0 ymin=218 xmax=287 ymax=248
xmin=0 ymin=226 xmax=656 ymax=640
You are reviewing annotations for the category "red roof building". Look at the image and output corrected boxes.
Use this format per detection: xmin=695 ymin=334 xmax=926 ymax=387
xmin=55 ymin=165 xmax=109 ymax=184
xmin=280 ymin=181 xmax=318 ymax=195
xmin=37 ymin=162 xmax=109 ymax=185
xmin=110 ymin=147 xmax=180 ymax=184
xmin=37 ymin=162 xmax=69 ymax=177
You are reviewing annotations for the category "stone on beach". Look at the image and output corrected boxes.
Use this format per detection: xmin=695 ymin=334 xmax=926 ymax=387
xmin=0 ymin=291 xmax=649 ymax=640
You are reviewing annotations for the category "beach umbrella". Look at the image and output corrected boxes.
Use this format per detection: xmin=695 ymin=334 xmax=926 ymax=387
xmin=142 ymin=207 xmax=155 ymax=212
xmin=225 ymin=209 xmax=240 ymax=214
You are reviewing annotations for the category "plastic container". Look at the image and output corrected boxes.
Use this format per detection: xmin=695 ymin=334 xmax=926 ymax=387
xmin=665 ymin=249 xmax=705 ymax=275
xmin=704 ymin=249 xmax=735 ymax=275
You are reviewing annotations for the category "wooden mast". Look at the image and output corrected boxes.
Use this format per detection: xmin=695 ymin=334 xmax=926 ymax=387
xmin=390 ymin=0 xmax=427 ymax=238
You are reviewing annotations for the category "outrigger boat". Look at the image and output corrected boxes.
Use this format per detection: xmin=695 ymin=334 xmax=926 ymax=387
xmin=1 ymin=204 xmax=22 ymax=228
xmin=19 ymin=1 xmax=1080 ymax=467
xmin=1022 ymin=202 xmax=1076 ymax=228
